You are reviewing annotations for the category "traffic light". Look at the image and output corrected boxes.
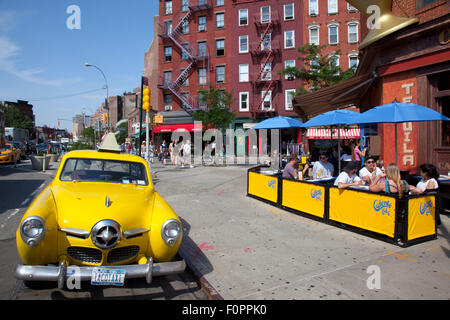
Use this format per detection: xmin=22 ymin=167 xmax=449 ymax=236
xmin=103 ymin=113 xmax=108 ymax=122
xmin=143 ymin=87 xmax=150 ymax=112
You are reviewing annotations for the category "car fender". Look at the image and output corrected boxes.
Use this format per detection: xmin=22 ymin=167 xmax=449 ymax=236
xmin=147 ymin=192 xmax=182 ymax=262
xmin=16 ymin=187 xmax=59 ymax=265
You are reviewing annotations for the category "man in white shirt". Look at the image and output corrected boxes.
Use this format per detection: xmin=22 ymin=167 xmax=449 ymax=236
xmin=312 ymin=152 xmax=334 ymax=180
xmin=182 ymin=140 xmax=193 ymax=168
xmin=335 ymin=161 xmax=364 ymax=189
xmin=359 ymin=156 xmax=383 ymax=185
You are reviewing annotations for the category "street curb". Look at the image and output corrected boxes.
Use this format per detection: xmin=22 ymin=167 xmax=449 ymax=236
xmin=178 ymin=249 xmax=224 ymax=301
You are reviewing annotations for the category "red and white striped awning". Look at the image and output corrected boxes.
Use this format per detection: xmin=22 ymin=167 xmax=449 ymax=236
xmin=306 ymin=126 xmax=360 ymax=140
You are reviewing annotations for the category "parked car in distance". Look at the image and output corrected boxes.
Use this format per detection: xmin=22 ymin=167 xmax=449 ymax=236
xmin=0 ymin=143 xmax=21 ymax=164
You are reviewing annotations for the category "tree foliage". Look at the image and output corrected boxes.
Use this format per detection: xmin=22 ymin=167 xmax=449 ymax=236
xmin=115 ymin=121 xmax=128 ymax=144
xmin=0 ymin=103 xmax=32 ymax=130
xmin=280 ymin=44 xmax=356 ymax=95
xmin=192 ymin=85 xmax=236 ymax=133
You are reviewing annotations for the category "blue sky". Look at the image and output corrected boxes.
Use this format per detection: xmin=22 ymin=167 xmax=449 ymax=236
xmin=0 ymin=0 xmax=158 ymax=131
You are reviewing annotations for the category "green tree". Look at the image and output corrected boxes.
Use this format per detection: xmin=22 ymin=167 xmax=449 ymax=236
xmin=193 ymin=85 xmax=236 ymax=133
xmin=81 ymin=127 xmax=96 ymax=145
xmin=0 ymin=103 xmax=32 ymax=130
xmin=115 ymin=121 xmax=128 ymax=144
xmin=280 ymin=44 xmax=356 ymax=95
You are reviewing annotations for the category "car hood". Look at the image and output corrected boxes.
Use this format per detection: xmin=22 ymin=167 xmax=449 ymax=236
xmin=51 ymin=182 xmax=155 ymax=232
xmin=0 ymin=149 xmax=11 ymax=155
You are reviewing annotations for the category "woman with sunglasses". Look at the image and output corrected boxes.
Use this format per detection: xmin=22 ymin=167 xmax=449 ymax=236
xmin=359 ymin=156 xmax=383 ymax=185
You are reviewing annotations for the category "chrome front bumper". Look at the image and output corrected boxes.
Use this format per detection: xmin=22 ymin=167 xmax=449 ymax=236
xmin=15 ymin=258 xmax=186 ymax=288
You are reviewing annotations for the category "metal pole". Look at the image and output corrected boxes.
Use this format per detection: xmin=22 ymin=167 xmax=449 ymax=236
xmin=395 ymin=123 xmax=398 ymax=164
xmin=146 ymin=111 xmax=149 ymax=162
xmin=138 ymin=76 xmax=144 ymax=157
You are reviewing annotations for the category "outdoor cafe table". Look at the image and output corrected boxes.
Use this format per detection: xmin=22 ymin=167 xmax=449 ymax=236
xmin=247 ymin=166 xmax=438 ymax=247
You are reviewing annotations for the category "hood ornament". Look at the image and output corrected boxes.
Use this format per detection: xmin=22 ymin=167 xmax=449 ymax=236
xmin=105 ymin=195 xmax=112 ymax=208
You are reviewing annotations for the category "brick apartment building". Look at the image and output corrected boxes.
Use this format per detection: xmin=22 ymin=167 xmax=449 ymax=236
xmin=293 ymin=0 xmax=449 ymax=174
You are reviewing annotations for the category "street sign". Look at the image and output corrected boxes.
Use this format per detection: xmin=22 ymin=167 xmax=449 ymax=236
xmin=154 ymin=115 xmax=163 ymax=124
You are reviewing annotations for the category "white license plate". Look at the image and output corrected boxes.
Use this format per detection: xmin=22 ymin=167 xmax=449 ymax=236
xmin=91 ymin=268 xmax=126 ymax=286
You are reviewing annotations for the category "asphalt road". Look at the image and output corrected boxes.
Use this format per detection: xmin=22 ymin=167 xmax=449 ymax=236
xmin=0 ymin=161 xmax=207 ymax=300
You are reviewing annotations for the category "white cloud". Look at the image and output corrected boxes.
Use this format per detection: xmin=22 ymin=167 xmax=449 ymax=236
xmin=0 ymin=11 xmax=17 ymax=33
xmin=0 ymin=35 xmax=82 ymax=87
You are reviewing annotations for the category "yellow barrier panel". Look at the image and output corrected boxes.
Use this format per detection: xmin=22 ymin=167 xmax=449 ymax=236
xmin=282 ymin=180 xmax=325 ymax=219
xmin=248 ymin=172 xmax=278 ymax=204
xmin=329 ymin=188 xmax=396 ymax=238
xmin=407 ymin=196 xmax=436 ymax=241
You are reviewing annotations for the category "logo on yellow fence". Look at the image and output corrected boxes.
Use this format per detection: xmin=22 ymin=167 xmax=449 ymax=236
xmin=420 ymin=201 xmax=433 ymax=216
xmin=373 ymin=200 xmax=392 ymax=216
xmin=310 ymin=189 xmax=322 ymax=202
xmin=268 ymin=179 xmax=277 ymax=189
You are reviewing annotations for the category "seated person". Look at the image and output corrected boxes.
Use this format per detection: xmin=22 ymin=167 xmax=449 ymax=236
xmin=416 ymin=163 xmax=439 ymax=192
xmin=340 ymin=146 xmax=353 ymax=162
xmin=359 ymin=156 xmax=383 ymax=185
xmin=282 ymin=156 xmax=298 ymax=180
xmin=312 ymin=151 xmax=334 ymax=180
xmin=369 ymin=163 xmax=421 ymax=198
xmin=334 ymin=161 xmax=364 ymax=189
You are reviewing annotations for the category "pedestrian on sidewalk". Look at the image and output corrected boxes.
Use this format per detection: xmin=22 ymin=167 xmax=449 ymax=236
xmin=183 ymin=140 xmax=193 ymax=168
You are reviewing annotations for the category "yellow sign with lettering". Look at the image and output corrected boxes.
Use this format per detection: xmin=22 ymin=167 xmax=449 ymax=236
xmin=248 ymin=172 xmax=278 ymax=204
xmin=407 ymin=196 xmax=436 ymax=241
xmin=329 ymin=188 xmax=396 ymax=238
xmin=282 ymin=180 xmax=325 ymax=218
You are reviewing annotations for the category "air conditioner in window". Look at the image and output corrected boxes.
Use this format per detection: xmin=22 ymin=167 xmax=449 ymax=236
xmin=165 ymin=105 xmax=173 ymax=111
xmin=198 ymin=25 xmax=206 ymax=32
xmin=287 ymin=75 xmax=294 ymax=81
xmin=262 ymin=101 xmax=271 ymax=110
xmin=310 ymin=12 xmax=317 ymax=17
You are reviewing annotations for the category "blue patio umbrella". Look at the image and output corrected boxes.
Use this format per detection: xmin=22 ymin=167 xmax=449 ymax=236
xmin=252 ymin=116 xmax=304 ymax=129
xmin=251 ymin=116 xmax=304 ymax=168
xmin=303 ymin=109 xmax=361 ymax=172
xmin=346 ymin=101 xmax=450 ymax=163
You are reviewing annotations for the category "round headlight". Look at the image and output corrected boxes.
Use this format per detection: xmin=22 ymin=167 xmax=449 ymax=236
xmin=161 ymin=219 xmax=182 ymax=247
xmin=20 ymin=216 xmax=46 ymax=247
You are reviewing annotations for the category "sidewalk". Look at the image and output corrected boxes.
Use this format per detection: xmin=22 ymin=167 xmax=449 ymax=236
xmin=151 ymin=161 xmax=450 ymax=300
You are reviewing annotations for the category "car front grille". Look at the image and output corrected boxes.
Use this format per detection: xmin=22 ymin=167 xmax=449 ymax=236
xmin=107 ymin=246 xmax=140 ymax=264
xmin=67 ymin=246 xmax=103 ymax=264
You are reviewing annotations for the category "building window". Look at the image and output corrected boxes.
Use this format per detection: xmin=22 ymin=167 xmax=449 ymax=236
xmin=198 ymin=91 xmax=207 ymax=109
xmin=180 ymin=92 xmax=190 ymax=110
xmin=239 ymin=35 xmax=248 ymax=53
xmin=309 ymin=0 xmax=318 ymax=16
xmin=284 ymin=3 xmax=294 ymax=20
xmin=348 ymin=23 xmax=358 ymax=43
xmin=216 ymin=39 xmax=225 ymax=56
xmin=239 ymin=92 xmax=249 ymax=112
xmin=261 ymin=62 xmax=272 ymax=81
xmin=261 ymin=6 xmax=271 ymax=23
xmin=163 ymin=71 xmax=172 ymax=86
xmin=239 ymin=9 xmax=248 ymax=26
xmin=198 ymin=41 xmax=207 ymax=56
xmin=216 ymin=0 xmax=224 ymax=6
xmin=181 ymin=0 xmax=189 ymax=12
xmin=328 ymin=25 xmax=338 ymax=45
xmin=164 ymin=20 xmax=172 ymax=34
xmin=198 ymin=16 xmax=206 ymax=32
xmin=198 ymin=68 xmax=207 ymax=85
xmin=164 ymin=0 xmax=173 ymax=15
xmin=285 ymin=60 xmax=295 ymax=80
xmin=328 ymin=0 xmax=338 ymax=14
xmin=164 ymin=46 xmax=172 ymax=62
xmin=181 ymin=43 xmax=189 ymax=60
xmin=261 ymin=91 xmax=272 ymax=110
xmin=309 ymin=27 xmax=319 ymax=45
xmin=164 ymin=93 xmax=172 ymax=111
xmin=284 ymin=30 xmax=295 ymax=48
xmin=239 ymin=64 xmax=249 ymax=82
xmin=261 ymin=33 xmax=271 ymax=51
xmin=348 ymin=55 xmax=359 ymax=69
xmin=180 ymin=69 xmax=189 ymax=86
xmin=181 ymin=20 xmax=189 ymax=34
xmin=216 ymin=65 xmax=225 ymax=84
xmin=417 ymin=0 xmax=441 ymax=9
xmin=216 ymin=12 xmax=225 ymax=29
xmin=285 ymin=89 xmax=296 ymax=110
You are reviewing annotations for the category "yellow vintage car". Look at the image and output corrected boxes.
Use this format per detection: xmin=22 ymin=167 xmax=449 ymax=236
xmin=0 ymin=142 xmax=21 ymax=164
xmin=15 ymin=134 xmax=185 ymax=288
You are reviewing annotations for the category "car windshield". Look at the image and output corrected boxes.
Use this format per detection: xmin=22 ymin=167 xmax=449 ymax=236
xmin=4 ymin=145 xmax=11 ymax=150
xmin=60 ymin=158 xmax=148 ymax=185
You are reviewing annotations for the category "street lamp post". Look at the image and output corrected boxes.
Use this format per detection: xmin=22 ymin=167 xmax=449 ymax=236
xmin=85 ymin=63 xmax=110 ymax=131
